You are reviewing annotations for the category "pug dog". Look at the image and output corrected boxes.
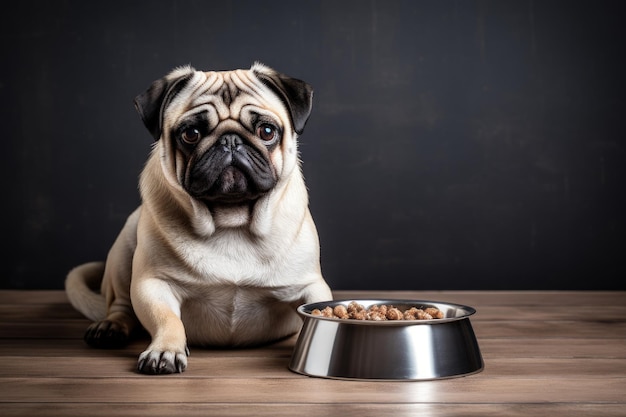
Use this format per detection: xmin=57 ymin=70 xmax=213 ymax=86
xmin=65 ymin=62 xmax=333 ymax=374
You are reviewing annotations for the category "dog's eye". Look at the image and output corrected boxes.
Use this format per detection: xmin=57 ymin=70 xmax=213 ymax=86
xmin=181 ymin=127 xmax=201 ymax=144
xmin=257 ymin=124 xmax=276 ymax=142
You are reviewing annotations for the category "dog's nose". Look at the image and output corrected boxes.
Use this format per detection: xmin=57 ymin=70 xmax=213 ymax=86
xmin=219 ymin=134 xmax=243 ymax=151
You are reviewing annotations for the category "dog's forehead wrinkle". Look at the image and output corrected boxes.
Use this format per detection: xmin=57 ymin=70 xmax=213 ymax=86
xmin=188 ymin=71 xmax=219 ymax=99
xmin=223 ymin=69 xmax=276 ymax=108
xmin=176 ymin=70 xmax=284 ymax=127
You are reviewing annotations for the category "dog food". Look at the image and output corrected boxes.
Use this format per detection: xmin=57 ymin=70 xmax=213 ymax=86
xmin=311 ymin=301 xmax=444 ymax=321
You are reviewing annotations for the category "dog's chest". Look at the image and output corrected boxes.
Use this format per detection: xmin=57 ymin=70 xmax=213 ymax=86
xmin=179 ymin=231 xmax=293 ymax=286
xmin=180 ymin=285 xmax=303 ymax=347
xmin=171 ymin=234 xmax=307 ymax=346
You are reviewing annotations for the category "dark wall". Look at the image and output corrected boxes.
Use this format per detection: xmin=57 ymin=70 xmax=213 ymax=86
xmin=1 ymin=1 xmax=624 ymax=290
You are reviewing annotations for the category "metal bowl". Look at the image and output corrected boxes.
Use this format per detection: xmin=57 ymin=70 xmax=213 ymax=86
xmin=289 ymin=299 xmax=484 ymax=381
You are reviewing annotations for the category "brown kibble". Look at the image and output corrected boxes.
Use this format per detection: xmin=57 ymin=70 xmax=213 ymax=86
xmin=386 ymin=307 xmax=403 ymax=320
xmin=369 ymin=304 xmax=388 ymax=316
xmin=425 ymin=307 xmax=444 ymax=319
xmin=415 ymin=310 xmax=433 ymax=320
xmin=333 ymin=305 xmax=349 ymax=319
xmin=347 ymin=301 xmax=365 ymax=314
xmin=347 ymin=301 xmax=366 ymax=319
xmin=367 ymin=310 xmax=387 ymax=321
xmin=312 ymin=302 xmax=444 ymax=321
xmin=351 ymin=310 xmax=368 ymax=320
xmin=321 ymin=306 xmax=334 ymax=317
xmin=403 ymin=307 xmax=419 ymax=320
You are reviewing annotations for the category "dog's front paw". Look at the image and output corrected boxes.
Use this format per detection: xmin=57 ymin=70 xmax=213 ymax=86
xmin=84 ymin=320 xmax=130 ymax=348
xmin=137 ymin=346 xmax=189 ymax=374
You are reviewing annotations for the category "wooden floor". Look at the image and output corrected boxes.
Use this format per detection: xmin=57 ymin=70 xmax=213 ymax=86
xmin=0 ymin=290 xmax=625 ymax=416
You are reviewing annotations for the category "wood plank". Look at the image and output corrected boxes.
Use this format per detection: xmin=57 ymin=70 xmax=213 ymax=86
xmin=0 ymin=290 xmax=72 ymax=304
xmin=0 ymin=303 xmax=85 ymax=320
xmin=0 ymin=356 xmax=624 ymax=379
xmin=0 ymin=338 xmax=296 ymax=358
xmin=471 ymin=305 xmax=626 ymax=321
xmin=1 ymin=290 xmax=624 ymax=417
xmin=0 ymin=320 xmax=93 ymax=339
xmin=1 ymin=377 xmax=625 ymax=403
xmin=2 ymin=403 xmax=625 ymax=417
xmin=1 ymin=337 xmax=624 ymax=359
xmin=478 ymin=338 xmax=626 ymax=359
xmin=3 ymin=318 xmax=625 ymax=339
xmin=471 ymin=320 xmax=626 ymax=338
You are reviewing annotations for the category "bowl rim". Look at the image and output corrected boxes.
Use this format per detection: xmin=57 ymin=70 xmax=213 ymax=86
xmin=296 ymin=298 xmax=477 ymax=326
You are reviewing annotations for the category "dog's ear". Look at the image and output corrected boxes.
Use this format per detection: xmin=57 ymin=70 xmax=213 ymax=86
xmin=251 ymin=62 xmax=313 ymax=135
xmin=134 ymin=66 xmax=195 ymax=141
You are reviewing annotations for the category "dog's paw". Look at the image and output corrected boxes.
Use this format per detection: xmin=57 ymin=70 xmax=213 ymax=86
xmin=137 ymin=346 xmax=189 ymax=374
xmin=84 ymin=320 xmax=130 ymax=348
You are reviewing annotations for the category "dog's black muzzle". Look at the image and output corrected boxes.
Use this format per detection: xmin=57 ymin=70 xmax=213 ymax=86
xmin=186 ymin=133 xmax=277 ymax=204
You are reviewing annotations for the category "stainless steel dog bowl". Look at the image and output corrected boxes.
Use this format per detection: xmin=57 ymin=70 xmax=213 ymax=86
xmin=289 ymin=299 xmax=484 ymax=381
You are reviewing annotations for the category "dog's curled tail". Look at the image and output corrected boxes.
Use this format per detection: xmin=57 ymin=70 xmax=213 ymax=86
xmin=65 ymin=262 xmax=107 ymax=322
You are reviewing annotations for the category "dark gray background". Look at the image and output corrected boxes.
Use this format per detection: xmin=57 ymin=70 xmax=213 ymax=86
xmin=1 ymin=0 xmax=624 ymax=290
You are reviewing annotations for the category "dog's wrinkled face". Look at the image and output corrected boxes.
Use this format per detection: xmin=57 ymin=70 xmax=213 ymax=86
xmin=134 ymin=63 xmax=313 ymax=208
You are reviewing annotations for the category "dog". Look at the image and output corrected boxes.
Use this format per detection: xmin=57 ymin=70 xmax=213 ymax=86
xmin=65 ymin=63 xmax=333 ymax=374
